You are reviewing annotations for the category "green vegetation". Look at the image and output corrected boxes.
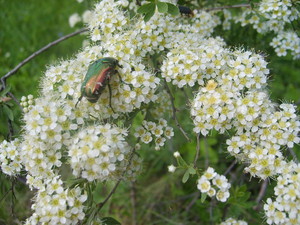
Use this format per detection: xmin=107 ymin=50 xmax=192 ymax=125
xmin=0 ymin=1 xmax=299 ymax=224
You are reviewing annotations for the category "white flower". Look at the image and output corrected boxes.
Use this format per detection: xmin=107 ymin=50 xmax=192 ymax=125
xmin=197 ymin=177 xmax=211 ymax=193
xmin=216 ymin=190 xmax=230 ymax=202
xmin=173 ymin=151 xmax=180 ymax=158
xmin=168 ymin=165 xmax=176 ymax=173
xmin=69 ymin=13 xmax=81 ymax=28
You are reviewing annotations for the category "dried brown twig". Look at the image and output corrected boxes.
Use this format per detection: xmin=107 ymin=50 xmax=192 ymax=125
xmin=0 ymin=28 xmax=88 ymax=91
xmin=205 ymin=3 xmax=252 ymax=12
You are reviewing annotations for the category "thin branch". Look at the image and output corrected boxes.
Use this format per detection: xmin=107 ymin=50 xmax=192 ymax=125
xmin=7 ymin=92 xmax=23 ymax=110
xmin=205 ymin=3 xmax=252 ymax=12
xmin=209 ymin=199 xmax=214 ymax=225
xmin=7 ymin=119 xmax=14 ymax=141
xmin=254 ymin=179 xmax=268 ymax=210
xmin=204 ymin=137 xmax=209 ymax=168
xmin=288 ymin=148 xmax=299 ymax=163
xmin=185 ymin=191 xmax=200 ymax=213
xmin=96 ymin=147 xmax=137 ymax=211
xmin=163 ymin=79 xmax=190 ymax=142
xmin=224 ymin=160 xmax=237 ymax=176
xmin=193 ymin=133 xmax=200 ymax=167
xmin=131 ymin=181 xmax=137 ymax=225
xmin=0 ymin=27 xmax=88 ymax=91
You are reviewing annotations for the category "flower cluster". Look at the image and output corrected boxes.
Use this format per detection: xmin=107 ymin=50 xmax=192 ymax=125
xmin=21 ymin=97 xmax=76 ymax=178
xmin=226 ymin=103 xmax=300 ymax=179
xmin=178 ymin=10 xmax=221 ymax=36
xmin=264 ymin=162 xmax=300 ymax=224
xmin=69 ymin=124 xmax=138 ymax=182
xmin=190 ymin=49 xmax=269 ymax=134
xmin=0 ymin=0 xmax=299 ymax=223
xmin=259 ymin=0 xmax=297 ymax=23
xmin=88 ymin=0 xmax=129 ymax=42
xmin=161 ymin=38 xmax=227 ymax=88
xmin=24 ymin=176 xmax=87 ymax=225
xmin=0 ymin=139 xmax=22 ymax=176
xmin=197 ymin=167 xmax=231 ymax=202
xmin=134 ymin=119 xmax=174 ymax=150
xmin=219 ymin=218 xmax=248 ymax=225
xmin=270 ymin=31 xmax=300 ymax=58
xmin=20 ymin=94 xmax=35 ymax=113
xmin=233 ymin=1 xmax=299 ymax=58
xmin=186 ymin=44 xmax=300 ymax=179
xmin=149 ymin=90 xmax=172 ymax=119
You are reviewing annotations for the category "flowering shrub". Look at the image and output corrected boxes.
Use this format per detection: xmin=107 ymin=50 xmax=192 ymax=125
xmin=0 ymin=0 xmax=299 ymax=224
xmin=233 ymin=0 xmax=300 ymax=58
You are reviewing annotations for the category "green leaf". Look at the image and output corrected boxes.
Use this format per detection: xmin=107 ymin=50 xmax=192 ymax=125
xmin=182 ymin=170 xmax=190 ymax=183
xmin=157 ymin=2 xmax=168 ymax=13
xmin=166 ymin=3 xmax=179 ymax=16
xmin=188 ymin=166 xmax=196 ymax=175
xmin=144 ymin=7 xmax=155 ymax=22
xmin=101 ymin=217 xmax=121 ymax=225
xmin=3 ymin=105 xmax=14 ymax=121
xmin=0 ymin=85 xmax=11 ymax=97
xmin=201 ymin=192 xmax=207 ymax=203
xmin=137 ymin=3 xmax=155 ymax=14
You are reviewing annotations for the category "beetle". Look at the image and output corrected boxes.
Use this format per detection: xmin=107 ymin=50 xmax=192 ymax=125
xmin=75 ymin=57 xmax=123 ymax=111
xmin=179 ymin=5 xmax=194 ymax=17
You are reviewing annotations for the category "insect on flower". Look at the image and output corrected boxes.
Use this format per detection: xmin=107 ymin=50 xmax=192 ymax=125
xmin=75 ymin=57 xmax=123 ymax=111
xmin=179 ymin=5 xmax=194 ymax=17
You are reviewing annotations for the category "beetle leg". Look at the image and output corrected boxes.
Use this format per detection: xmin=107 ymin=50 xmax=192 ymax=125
xmin=107 ymin=81 xmax=115 ymax=113
xmin=75 ymin=94 xmax=83 ymax=108
xmin=116 ymin=71 xmax=129 ymax=85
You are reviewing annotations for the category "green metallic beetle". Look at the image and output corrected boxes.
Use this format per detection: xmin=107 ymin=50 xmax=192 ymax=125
xmin=75 ymin=57 xmax=123 ymax=108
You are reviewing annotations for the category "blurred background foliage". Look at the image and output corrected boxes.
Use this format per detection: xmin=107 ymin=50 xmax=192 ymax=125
xmin=0 ymin=0 xmax=299 ymax=224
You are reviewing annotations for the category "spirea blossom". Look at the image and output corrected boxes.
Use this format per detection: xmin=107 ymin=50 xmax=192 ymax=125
xmin=197 ymin=167 xmax=231 ymax=202
xmin=134 ymin=119 xmax=174 ymax=150
xmin=20 ymin=94 xmax=35 ymax=113
xmin=0 ymin=139 xmax=22 ymax=176
xmin=226 ymin=103 xmax=300 ymax=179
xmin=220 ymin=218 xmax=248 ymax=225
xmin=264 ymin=162 xmax=300 ymax=224
xmin=0 ymin=0 xmax=299 ymax=223
xmin=24 ymin=176 xmax=87 ymax=225
xmin=69 ymin=124 xmax=140 ymax=182
xmin=270 ymin=31 xmax=300 ymax=59
xmin=233 ymin=0 xmax=299 ymax=58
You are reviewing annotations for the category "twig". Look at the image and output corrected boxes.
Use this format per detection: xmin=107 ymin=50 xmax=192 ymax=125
xmin=185 ymin=191 xmax=200 ymax=213
xmin=288 ymin=148 xmax=299 ymax=163
xmin=0 ymin=27 xmax=88 ymax=91
xmin=205 ymin=3 xmax=252 ymax=12
xmin=204 ymin=137 xmax=209 ymax=168
xmin=7 ymin=92 xmax=23 ymax=110
xmin=11 ymin=180 xmax=16 ymax=219
xmin=193 ymin=133 xmax=200 ymax=167
xmin=224 ymin=160 xmax=237 ymax=176
xmin=131 ymin=181 xmax=137 ymax=225
xmin=163 ymin=79 xmax=190 ymax=142
xmin=96 ymin=147 xmax=137 ymax=212
xmin=7 ymin=119 xmax=14 ymax=141
xmin=254 ymin=179 xmax=268 ymax=210
xmin=209 ymin=199 xmax=214 ymax=225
